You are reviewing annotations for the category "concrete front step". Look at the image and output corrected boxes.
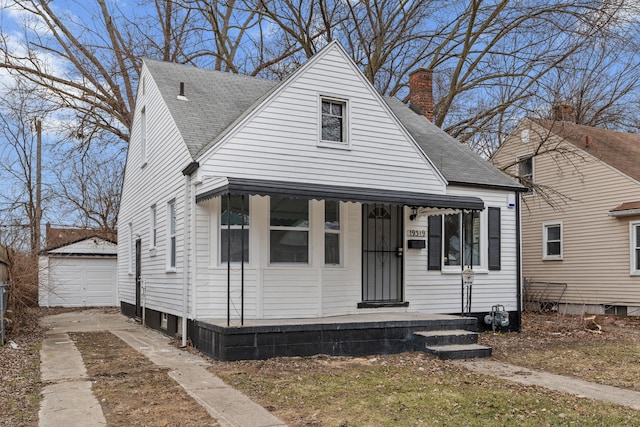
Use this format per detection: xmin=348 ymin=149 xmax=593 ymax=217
xmin=424 ymin=343 xmax=492 ymax=360
xmin=413 ymin=329 xmax=479 ymax=347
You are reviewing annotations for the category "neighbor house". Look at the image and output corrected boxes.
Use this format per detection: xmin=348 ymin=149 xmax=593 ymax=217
xmin=39 ymin=224 xmax=118 ymax=307
xmin=492 ymin=106 xmax=640 ymax=316
xmin=118 ymin=41 xmax=525 ymax=361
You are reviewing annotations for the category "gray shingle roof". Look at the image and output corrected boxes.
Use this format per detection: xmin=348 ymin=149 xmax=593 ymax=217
xmin=384 ymin=97 xmax=523 ymax=190
xmin=143 ymin=59 xmax=522 ymax=191
xmin=143 ymin=59 xmax=278 ymax=158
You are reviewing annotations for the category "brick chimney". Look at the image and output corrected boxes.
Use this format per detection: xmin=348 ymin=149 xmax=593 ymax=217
xmin=409 ymin=68 xmax=434 ymax=122
xmin=552 ymin=102 xmax=575 ymax=123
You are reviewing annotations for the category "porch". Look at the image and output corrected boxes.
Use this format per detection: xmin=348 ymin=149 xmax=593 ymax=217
xmin=188 ymin=312 xmax=491 ymax=361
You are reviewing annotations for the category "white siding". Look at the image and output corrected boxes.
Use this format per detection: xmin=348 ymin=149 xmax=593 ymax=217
xmin=117 ymin=64 xmax=194 ymax=318
xmin=405 ymin=187 xmax=519 ymax=313
xmin=195 ymin=197 xmax=364 ymax=320
xmin=197 ymin=44 xmax=445 ymax=195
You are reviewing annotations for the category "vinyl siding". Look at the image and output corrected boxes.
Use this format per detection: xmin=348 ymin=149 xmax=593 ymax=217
xmin=196 ymin=45 xmax=445 ymax=194
xmin=493 ymin=120 xmax=640 ymax=308
xmin=404 ymin=187 xmax=519 ymax=313
xmin=117 ymin=65 xmax=194 ymax=319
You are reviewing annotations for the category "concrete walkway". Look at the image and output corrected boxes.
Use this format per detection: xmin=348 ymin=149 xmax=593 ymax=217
xmin=458 ymin=359 xmax=640 ymax=410
xmin=39 ymin=310 xmax=287 ymax=427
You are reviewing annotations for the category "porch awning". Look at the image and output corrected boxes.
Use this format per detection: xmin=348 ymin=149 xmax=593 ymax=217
xmin=608 ymin=201 xmax=640 ymax=217
xmin=195 ymin=177 xmax=484 ymax=210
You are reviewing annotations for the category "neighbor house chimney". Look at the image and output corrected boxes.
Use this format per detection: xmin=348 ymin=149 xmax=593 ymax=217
xmin=552 ymin=102 xmax=575 ymax=123
xmin=409 ymin=68 xmax=434 ymax=122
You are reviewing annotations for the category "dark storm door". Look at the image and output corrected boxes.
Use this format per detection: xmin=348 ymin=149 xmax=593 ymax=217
xmin=135 ymin=239 xmax=142 ymax=317
xmin=362 ymin=204 xmax=403 ymax=302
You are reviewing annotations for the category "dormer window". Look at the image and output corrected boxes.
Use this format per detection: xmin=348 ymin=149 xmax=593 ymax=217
xmin=319 ymin=96 xmax=349 ymax=148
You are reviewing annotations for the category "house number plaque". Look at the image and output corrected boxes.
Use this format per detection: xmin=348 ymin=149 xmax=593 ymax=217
xmin=406 ymin=229 xmax=426 ymax=238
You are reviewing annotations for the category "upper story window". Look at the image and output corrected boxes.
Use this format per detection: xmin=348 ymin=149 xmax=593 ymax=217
xmin=543 ymin=222 xmax=562 ymax=260
xmin=150 ymin=205 xmax=157 ymax=250
xmin=325 ymin=201 xmax=341 ymax=265
xmin=320 ymin=97 xmax=349 ymax=147
xmin=270 ymin=197 xmax=309 ymax=264
xmin=140 ymin=107 xmax=147 ymax=166
xmin=220 ymin=195 xmax=249 ymax=263
xmin=168 ymin=200 xmax=176 ymax=270
xmin=631 ymin=222 xmax=640 ymax=275
xmin=517 ymin=155 xmax=533 ymax=193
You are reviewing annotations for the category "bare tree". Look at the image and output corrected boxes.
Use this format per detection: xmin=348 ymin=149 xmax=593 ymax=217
xmin=0 ymin=79 xmax=53 ymax=254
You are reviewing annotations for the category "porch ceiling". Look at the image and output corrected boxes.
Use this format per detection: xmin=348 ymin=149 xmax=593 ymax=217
xmin=195 ymin=177 xmax=484 ymax=210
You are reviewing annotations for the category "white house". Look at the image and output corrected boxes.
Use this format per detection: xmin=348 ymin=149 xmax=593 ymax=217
xmin=118 ymin=42 xmax=525 ymax=360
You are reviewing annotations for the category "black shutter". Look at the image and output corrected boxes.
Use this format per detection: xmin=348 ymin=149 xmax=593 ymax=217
xmin=488 ymin=207 xmax=501 ymax=270
xmin=428 ymin=215 xmax=442 ymax=270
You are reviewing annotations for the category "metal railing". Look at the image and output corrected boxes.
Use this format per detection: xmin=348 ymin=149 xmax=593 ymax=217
xmin=524 ymin=279 xmax=567 ymax=313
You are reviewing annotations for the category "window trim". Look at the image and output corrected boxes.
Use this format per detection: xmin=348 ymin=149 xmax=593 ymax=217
xmin=140 ymin=107 xmax=147 ymax=167
xmin=542 ymin=222 xmax=563 ymax=261
xmin=516 ymin=153 xmax=534 ymax=194
xmin=318 ymin=95 xmax=350 ymax=149
xmin=631 ymin=221 xmax=640 ymax=276
xmin=219 ymin=195 xmax=250 ymax=265
xmin=269 ymin=197 xmax=310 ymax=265
xmin=167 ymin=199 xmax=176 ymax=272
xmin=324 ymin=200 xmax=342 ymax=266
xmin=128 ymin=222 xmax=133 ymax=275
xmin=149 ymin=204 xmax=157 ymax=251
xmin=441 ymin=210 xmax=487 ymax=272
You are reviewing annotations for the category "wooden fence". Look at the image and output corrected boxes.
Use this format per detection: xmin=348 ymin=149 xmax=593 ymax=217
xmin=0 ymin=245 xmax=8 ymax=282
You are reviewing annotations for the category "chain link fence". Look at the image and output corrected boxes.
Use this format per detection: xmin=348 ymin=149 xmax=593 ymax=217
xmin=0 ymin=282 xmax=8 ymax=345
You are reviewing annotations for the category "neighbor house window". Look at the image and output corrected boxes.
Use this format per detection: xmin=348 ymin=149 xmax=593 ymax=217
xmin=168 ymin=200 xmax=176 ymax=269
xmin=320 ymin=97 xmax=348 ymax=145
xmin=444 ymin=212 xmax=481 ymax=267
xmin=150 ymin=205 xmax=157 ymax=250
xmin=270 ymin=197 xmax=309 ymax=263
xmin=517 ymin=155 xmax=533 ymax=192
xmin=543 ymin=222 xmax=562 ymax=260
xmin=631 ymin=222 xmax=640 ymax=275
xmin=325 ymin=201 xmax=340 ymax=265
xmin=140 ymin=107 xmax=147 ymax=166
xmin=220 ymin=195 xmax=249 ymax=263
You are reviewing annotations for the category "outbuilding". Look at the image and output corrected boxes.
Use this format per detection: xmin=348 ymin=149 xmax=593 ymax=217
xmin=39 ymin=225 xmax=117 ymax=307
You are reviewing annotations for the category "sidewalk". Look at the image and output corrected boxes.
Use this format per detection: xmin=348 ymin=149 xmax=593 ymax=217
xmin=39 ymin=310 xmax=287 ymax=427
xmin=458 ymin=359 xmax=640 ymax=410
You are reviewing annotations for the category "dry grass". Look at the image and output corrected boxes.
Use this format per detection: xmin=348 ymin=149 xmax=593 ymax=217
xmin=71 ymin=331 xmax=218 ymax=427
xmin=210 ymin=352 xmax=639 ymax=427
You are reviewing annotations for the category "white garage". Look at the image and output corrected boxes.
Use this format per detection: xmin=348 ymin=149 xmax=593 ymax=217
xmin=39 ymin=237 xmax=118 ymax=307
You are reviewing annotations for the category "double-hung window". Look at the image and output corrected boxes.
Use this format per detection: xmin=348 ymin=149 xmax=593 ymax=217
xmin=631 ymin=222 xmax=640 ymax=275
xmin=270 ymin=197 xmax=309 ymax=263
xmin=150 ymin=205 xmax=157 ymax=250
xmin=428 ymin=207 xmax=501 ymax=271
xmin=220 ymin=195 xmax=249 ymax=263
xmin=517 ymin=155 xmax=533 ymax=193
xmin=168 ymin=200 xmax=176 ymax=270
xmin=543 ymin=222 xmax=562 ymax=260
xmin=444 ymin=212 xmax=481 ymax=267
xmin=325 ymin=201 xmax=340 ymax=265
xmin=320 ymin=97 xmax=348 ymax=147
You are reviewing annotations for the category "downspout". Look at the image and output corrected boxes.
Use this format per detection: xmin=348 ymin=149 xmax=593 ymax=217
xmin=241 ymin=194 xmax=245 ymax=326
xmin=516 ymin=192 xmax=522 ymax=332
xmin=181 ymin=161 xmax=199 ymax=347
xmin=227 ymin=193 xmax=231 ymax=327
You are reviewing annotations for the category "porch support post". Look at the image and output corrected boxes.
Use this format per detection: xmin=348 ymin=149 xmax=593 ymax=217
xmin=241 ymin=194 xmax=245 ymax=326
xmin=227 ymin=193 xmax=231 ymax=327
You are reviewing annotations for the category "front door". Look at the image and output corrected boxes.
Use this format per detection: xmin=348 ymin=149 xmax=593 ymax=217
xmin=362 ymin=204 xmax=403 ymax=303
xmin=135 ymin=239 xmax=142 ymax=317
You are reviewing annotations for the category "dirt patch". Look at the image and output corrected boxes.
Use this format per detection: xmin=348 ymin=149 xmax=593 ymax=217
xmin=480 ymin=312 xmax=640 ymax=391
xmin=0 ymin=308 xmax=43 ymax=427
xmin=71 ymin=331 xmax=217 ymax=427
